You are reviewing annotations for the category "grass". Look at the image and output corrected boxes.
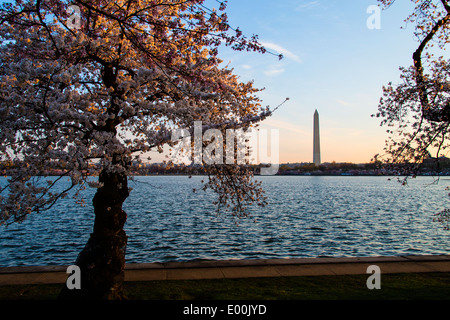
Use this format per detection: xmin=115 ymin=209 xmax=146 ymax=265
xmin=0 ymin=272 xmax=449 ymax=300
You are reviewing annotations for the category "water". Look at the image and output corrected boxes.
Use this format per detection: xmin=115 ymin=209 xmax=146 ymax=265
xmin=1 ymin=175 xmax=449 ymax=267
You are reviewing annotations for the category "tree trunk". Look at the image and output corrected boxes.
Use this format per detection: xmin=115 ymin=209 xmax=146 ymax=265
xmin=59 ymin=169 xmax=129 ymax=300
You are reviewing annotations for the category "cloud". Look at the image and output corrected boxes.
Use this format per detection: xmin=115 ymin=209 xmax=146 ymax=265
xmin=241 ymin=64 xmax=252 ymax=70
xmin=260 ymin=118 xmax=309 ymax=136
xmin=264 ymin=68 xmax=285 ymax=76
xmin=337 ymin=99 xmax=352 ymax=107
xmin=295 ymin=1 xmax=320 ymax=11
xmin=259 ymin=41 xmax=302 ymax=63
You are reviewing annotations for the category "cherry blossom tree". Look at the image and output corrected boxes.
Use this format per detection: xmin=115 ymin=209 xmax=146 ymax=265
xmin=374 ymin=0 xmax=450 ymax=229
xmin=0 ymin=0 xmax=280 ymax=299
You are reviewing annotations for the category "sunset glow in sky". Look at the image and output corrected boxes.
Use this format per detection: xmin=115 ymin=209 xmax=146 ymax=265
xmin=208 ymin=0 xmax=421 ymax=164
xmin=0 ymin=0 xmax=429 ymax=165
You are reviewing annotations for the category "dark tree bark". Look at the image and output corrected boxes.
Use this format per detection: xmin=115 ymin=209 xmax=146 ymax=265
xmin=412 ymin=1 xmax=450 ymax=123
xmin=59 ymin=167 xmax=129 ymax=300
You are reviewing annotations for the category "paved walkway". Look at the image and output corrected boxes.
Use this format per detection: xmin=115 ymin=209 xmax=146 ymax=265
xmin=1 ymin=255 xmax=449 ymax=286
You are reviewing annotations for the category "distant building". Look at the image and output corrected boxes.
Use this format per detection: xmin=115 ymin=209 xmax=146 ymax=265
xmin=313 ymin=110 xmax=321 ymax=166
xmin=423 ymin=155 xmax=450 ymax=168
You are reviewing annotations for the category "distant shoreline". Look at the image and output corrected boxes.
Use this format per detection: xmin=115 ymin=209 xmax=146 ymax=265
xmin=2 ymin=159 xmax=450 ymax=177
xmin=126 ymin=173 xmax=450 ymax=177
xmin=1 ymin=173 xmax=449 ymax=178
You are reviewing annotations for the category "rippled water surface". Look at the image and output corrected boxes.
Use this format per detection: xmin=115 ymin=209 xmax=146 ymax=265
xmin=1 ymin=176 xmax=449 ymax=267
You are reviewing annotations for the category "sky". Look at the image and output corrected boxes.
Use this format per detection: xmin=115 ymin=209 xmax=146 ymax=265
xmin=203 ymin=0 xmax=421 ymax=164
xmin=0 ymin=0 xmax=429 ymax=164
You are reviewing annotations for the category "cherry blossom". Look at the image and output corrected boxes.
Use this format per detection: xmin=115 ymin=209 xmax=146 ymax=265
xmin=0 ymin=0 xmax=279 ymax=299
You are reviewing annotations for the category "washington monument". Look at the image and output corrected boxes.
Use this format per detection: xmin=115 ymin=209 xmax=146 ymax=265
xmin=313 ymin=109 xmax=321 ymax=166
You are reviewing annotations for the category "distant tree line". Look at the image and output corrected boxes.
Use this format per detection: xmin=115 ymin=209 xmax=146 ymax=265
xmin=2 ymin=157 xmax=449 ymax=177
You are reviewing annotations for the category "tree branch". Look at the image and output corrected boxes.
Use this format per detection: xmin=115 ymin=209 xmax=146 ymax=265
xmin=412 ymin=7 xmax=450 ymax=122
